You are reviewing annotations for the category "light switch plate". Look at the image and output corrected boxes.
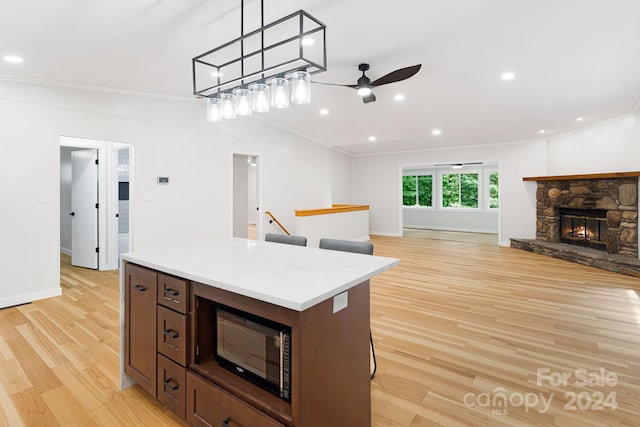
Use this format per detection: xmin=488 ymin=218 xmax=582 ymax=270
xmin=333 ymin=291 xmax=348 ymax=313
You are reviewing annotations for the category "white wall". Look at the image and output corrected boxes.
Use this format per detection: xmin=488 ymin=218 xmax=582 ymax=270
xmin=546 ymin=114 xmax=640 ymax=175
xmin=331 ymin=151 xmax=353 ymax=204
xmin=0 ymin=80 xmax=351 ymax=308
xmin=352 ymin=141 xmax=547 ymax=246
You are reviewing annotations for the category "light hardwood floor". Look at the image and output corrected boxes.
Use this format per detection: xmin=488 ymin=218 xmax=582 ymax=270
xmin=1 ymin=236 xmax=640 ymax=426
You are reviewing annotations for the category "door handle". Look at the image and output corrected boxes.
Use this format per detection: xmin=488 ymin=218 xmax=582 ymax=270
xmin=163 ymin=288 xmax=179 ymax=297
xmin=163 ymin=378 xmax=179 ymax=391
xmin=163 ymin=329 xmax=179 ymax=339
xmin=69 ymin=212 xmax=75 ymax=216
xmin=221 ymin=418 xmax=230 ymax=427
xmin=132 ymin=284 xmax=146 ymax=292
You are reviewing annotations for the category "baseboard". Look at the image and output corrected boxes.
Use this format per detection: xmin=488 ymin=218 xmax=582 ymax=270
xmin=370 ymin=230 xmax=403 ymax=237
xmin=403 ymin=225 xmax=498 ymax=234
xmin=0 ymin=288 xmax=62 ymax=309
xmin=60 ymin=247 xmax=72 ymax=256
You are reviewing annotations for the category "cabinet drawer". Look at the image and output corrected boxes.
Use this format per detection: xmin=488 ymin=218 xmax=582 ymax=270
xmin=157 ymin=274 xmax=189 ymax=314
xmin=186 ymin=371 xmax=285 ymax=427
xmin=157 ymin=354 xmax=186 ymax=420
xmin=157 ymin=305 xmax=188 ymax=366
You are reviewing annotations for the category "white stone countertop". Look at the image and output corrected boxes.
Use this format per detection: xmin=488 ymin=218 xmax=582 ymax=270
xmin=120 ymin=238 xmax=399 ymax=311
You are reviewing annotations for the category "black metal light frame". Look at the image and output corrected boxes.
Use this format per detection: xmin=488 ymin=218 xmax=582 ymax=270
xmin=192 ymin=0 xmax=327 ymax=98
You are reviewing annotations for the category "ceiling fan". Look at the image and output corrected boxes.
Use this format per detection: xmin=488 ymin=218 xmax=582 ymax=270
xmin=313 ymin=63 xmax=422 ymax=103
xmin=435 ymin=162 xmax=483 ymax=169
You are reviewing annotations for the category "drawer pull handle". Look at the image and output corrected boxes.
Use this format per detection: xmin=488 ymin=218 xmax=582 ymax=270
xmin=132 ymin=284 xmax=146 ymax=292
xmin=163 ymin=288 xmax=179 ymax=297
xmin=221 ymin=418 xmax=230 ymax=427
xmin=163 ymin=329 xmax=179 ymax=339
xmin=163 ymin=378 xmax=179 ymax=391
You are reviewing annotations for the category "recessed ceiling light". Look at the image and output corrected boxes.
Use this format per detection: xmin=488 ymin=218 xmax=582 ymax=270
xmin=3 ymin=55 xmax=24 ymax=64
xmin=301 ymin=37 xmax=314 ymax=47
xmin=432 ymin=129 xmax=442 ymax=136
xmin=393 ymin=94 xmax=405 ymax=101
xmin=538 ymin=129 xmax=546 ymax=134
xmin=319 ymin=108 xmax=329 ymax=115
xmin=575 ymin=116 xmax=583 ymax=122
xmin=368 ymin=136 xmax=377 ymax=142
xmin=501 ymin=72 xmax=515 ymax=81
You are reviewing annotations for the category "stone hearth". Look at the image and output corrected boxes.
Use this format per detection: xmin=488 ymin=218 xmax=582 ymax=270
xmin=511 ymin=238 xmax=640 ymax=277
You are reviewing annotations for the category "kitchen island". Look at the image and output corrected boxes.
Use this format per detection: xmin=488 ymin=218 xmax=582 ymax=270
xmin=119 ymin=238 xmax=398 ymax=426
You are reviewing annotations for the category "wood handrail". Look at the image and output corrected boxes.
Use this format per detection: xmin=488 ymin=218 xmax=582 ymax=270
xmin=265 ymin=211 xmax=291 ymax=235
xmin=295 ymin=204 xmax=370 ymax=217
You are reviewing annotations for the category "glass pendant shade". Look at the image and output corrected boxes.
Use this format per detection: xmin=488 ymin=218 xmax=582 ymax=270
xmin=251 ymin=83 xmax=270 ymax=113
xmin=207 ymin=97 xmax=222 ymax=122
xmin=234 ymin=88 xmax=252 ymax=116
xmin=220 ymin=93 xmax=236 ymax=119
xmin=270 ymin=77 xmax=289 ymax=109
xmin=289 ymin=70 xmax=311 ymax=104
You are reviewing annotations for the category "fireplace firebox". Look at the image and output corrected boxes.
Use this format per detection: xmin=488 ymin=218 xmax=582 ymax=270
xmin=559 ymin=208 xmax=608 ymax=250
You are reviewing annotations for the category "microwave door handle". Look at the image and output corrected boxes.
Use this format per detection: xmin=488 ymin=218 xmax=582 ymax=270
xmin=279 ymin=331 xmax=284 ymax=398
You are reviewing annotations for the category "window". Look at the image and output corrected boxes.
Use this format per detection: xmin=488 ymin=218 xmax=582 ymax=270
xmin=441 ymin=173 xmax=479 ymax=208
xmin=488 ymin=171 xmax=499 ymax=209
xmin=402 ymin=175 xmax=433 ymax=207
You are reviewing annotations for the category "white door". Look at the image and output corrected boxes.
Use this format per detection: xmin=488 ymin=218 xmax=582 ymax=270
xmin=71 ymin=149 xmax=99 ymax=269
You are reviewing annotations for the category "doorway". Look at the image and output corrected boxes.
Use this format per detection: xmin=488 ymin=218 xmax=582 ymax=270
xmin=232 ymin=153 xmax=260 ymax=240
xmin=60 ymin=137 xmax=133 ymax=270
xmin=399 ymin=161 xmax=501 ymax=244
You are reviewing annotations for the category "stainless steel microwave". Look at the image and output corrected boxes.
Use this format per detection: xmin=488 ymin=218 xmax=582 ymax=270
xmin=215 ymin=304 xmax=291 ymax=400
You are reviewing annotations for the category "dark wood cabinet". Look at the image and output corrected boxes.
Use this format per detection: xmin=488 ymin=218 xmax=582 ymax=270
xmin=124 ymin=263 xmax=158 ymax=397
xmin=157 ymin=305 xmax=188 ymax=366
xmin=158 ymin=354 xmax=186 ymax=419
xmin=124 ymin=261 xmax=371 ymax=426
xmin=186 ymin=371 xmax=285 ymax=427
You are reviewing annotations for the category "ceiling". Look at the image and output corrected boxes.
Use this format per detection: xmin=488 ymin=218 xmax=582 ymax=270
xmin=2 ymin=0 xmax=640 ymax=156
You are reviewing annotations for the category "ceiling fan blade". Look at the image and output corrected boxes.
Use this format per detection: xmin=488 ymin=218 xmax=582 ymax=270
xmin=434 ymin=162 xmax=484 ymax=167
xmin=370 ymin=64 xmax=422 ymax=87
xmin=311 ymin=81 xmax=359 ymax=89
xmin=362 ymin=92 xmax=376 ymax=104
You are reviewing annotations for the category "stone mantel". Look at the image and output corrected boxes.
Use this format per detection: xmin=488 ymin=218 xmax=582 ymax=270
xmin=523 ymin=171 xmax=640 ymax=181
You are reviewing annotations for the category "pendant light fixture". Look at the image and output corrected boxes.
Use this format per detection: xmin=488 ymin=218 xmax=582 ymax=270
xmin=251 ymin=83 xmax=270 ymax=113
xmin=270 ymin=77 xmax=290 ymax=109
xmin=289 ymin=70 xmax=311 ymax=104
xmin=234 ymin=88 xmax=252 ymax=116
xmin=192 ymin=0 xmax=327 ymax=122
xmin=207 ymin=97 xmax=222 ymax=122
xmin=220 ymin=93 xmax=236 ymax=120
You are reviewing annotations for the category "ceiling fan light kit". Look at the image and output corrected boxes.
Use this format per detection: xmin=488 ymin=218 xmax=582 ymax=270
xmin=193 ymin=0 xmax=327 ymax=122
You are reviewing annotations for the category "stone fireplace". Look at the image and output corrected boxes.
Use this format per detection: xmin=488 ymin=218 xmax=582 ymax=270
xmin=511 ymin=172 xmax=640 ymax=277
xmin=532 ymin=174 xmax=638 ymax=257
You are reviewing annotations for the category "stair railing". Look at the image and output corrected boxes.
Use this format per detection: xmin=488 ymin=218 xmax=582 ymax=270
xmin=264 ymin=211 xmax=291 ymax=236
